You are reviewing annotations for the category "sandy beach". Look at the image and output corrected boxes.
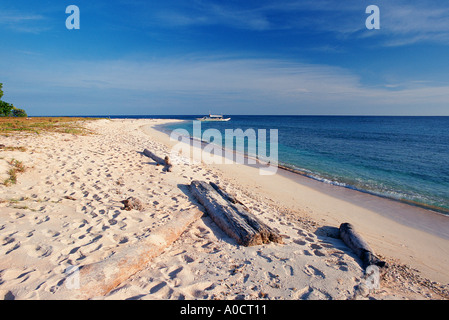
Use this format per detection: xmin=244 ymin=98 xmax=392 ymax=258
xmin=1 ymin=118 xmax=448 ymax=300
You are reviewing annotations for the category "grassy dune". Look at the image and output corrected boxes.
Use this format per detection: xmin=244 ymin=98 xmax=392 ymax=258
xmin=0 ymin=117 xmax=98 ymax=136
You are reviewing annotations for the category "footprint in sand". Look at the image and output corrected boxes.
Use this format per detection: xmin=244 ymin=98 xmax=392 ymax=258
xmin=0 ymin=267 xmax=39 ymax=286
xmin=42 ymin=229 xmax=61 ymax=238
xmin=112 ymin=234 xmax=129 ymax=244
xmin=2 ymin=236 xmax=15 ymax=246
xmin=303 ymin=264 xmax=325 ymax=279
xmin=293 ymin=229 xmax=327 ymax=257
xmin=310 ymin=243 xmax=326 ymax=257
xmin=183 ymin=255 xmax=195 ymax=263
xmin=10 ymin=212 xmax=25 ymax=219
xmin=283 ymin=264 xmax=295 ymax=276
xmin=72 ymin=219 xmax=89 ymax=229
xmin=302 ymin=249 xmax=313 ymax=256
xmin=149 ymin=281 xmax=171 ymax=296
xmin=4 ymin=242 xmax=21 ymax=255
xmin=24 ymin=231 xmax=34 ymax=238
xmin=30 ymin=215 xmax=50 ymax=225
xmin=293 ymin=239 xmax=307 ymax=246
xmin=336 ymin=261 xmax=349 ymax=272
xmin=24 ymin=244 xmax=53 ymax=258
xmin=295 ymin=286 xmax=332 ymax=300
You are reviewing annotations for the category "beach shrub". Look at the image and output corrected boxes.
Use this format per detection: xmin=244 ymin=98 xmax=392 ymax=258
xmin=12 ymin=108 xmax=27 ymax=117
xmin=0 ymin=83 xmax=27 ymax=117
xmin=2 ymin=159 xmax=25 ymax=186
xmin=0 ymin=101 xmax=14 ymax=117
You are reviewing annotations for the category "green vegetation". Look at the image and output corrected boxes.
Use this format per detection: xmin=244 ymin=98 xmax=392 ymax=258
xmin=0 ymin=117 xmax=95 ymax=135
xmin=0 ymin=83 xmax=28 ymax=117
xmin=12 ymin=108 xmax=27 ymax=117
xmin=3 ymin=159 xmax=26 ymax=186
xmin=0 ymin=146 xmax=27 ymax=152
xmin=0 ymin=100 xmax=14 ymax=117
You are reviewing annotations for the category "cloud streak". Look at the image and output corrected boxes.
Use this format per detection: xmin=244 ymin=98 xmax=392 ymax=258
xmin=4 ymin=55 xmax=449 ymax=115
xmin=382 ymin=1 xmax=449 ymax=46
xmin=151 ymin=0 xmax=361 ymax=32
xmin=0 ymin=10 xmax=49 ymax=33
xmin=150 ymin=0 xmax=449 ymax=46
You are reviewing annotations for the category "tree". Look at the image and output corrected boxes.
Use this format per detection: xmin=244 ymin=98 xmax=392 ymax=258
xmin=12 ymin=107 xmax=27 ymax=117
xmin=0 ymin=83 xmax=27 ymax=117
xmin=0 ymin=101 xmax=14 ymax=117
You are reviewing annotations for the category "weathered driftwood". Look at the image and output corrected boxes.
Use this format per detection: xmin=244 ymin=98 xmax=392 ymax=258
xmin=190 ymin=180 xmax=283 ymax=246
xmin=210 ymin=182 xmax=283 ymax=244
xmin=339 ymin=222 xmax=386 ymax=269
xmin=71 ymin=208 xmax=203 ymax=299
xmin=143 ymin=148 xmax=173 ymax=172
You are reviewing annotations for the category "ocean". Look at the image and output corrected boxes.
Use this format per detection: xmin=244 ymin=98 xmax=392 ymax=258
xmin=109 ymin=115 xmax=449 ymax=215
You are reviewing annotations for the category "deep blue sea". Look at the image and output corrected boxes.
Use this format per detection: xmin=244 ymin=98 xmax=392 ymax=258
xmin=107 ymin=115 xmax=449 ymax=215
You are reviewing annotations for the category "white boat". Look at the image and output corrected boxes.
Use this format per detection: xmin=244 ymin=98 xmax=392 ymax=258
xmin=196 ymin=114 xmax=231 ymax=122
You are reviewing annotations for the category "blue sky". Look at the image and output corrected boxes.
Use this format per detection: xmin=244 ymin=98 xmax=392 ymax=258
xmin=1 ymin=0 xmax=449 ymax=115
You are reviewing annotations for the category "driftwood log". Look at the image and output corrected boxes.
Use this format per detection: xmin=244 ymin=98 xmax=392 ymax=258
xmin=190 ymin=180 xmax=283 ymax=246
xmin=210 ymin=182 xmax=283 ymax=244
xmin=339 ymin=222 xmax=386 ymax=269
xmin=65 ymin=208 xmax=203 ymax=299
xmin=143 ymin=148 xmax=173 ymax=172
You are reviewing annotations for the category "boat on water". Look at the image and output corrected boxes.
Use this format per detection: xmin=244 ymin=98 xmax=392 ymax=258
xmin=196 ymin=114 xmax=231 ymax=122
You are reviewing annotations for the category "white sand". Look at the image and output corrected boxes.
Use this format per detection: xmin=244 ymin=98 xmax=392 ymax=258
xmin=0 ymin=119 xmax=448 ymax=300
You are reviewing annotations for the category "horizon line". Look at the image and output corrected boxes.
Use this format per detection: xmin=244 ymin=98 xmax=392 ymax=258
xmin=26 ymin=114 xmax=449 ymax=118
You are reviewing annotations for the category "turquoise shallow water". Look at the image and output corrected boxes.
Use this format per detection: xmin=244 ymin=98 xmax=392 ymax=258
xmin=156 ymin=115 xmax=449 ymax=215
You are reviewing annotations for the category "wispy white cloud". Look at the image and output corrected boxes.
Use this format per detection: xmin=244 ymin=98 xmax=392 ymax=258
xmin=150 ymin=0 xmax=449 ymax=46
xmin=154 ymin=2 xmax=273 ymax=31
xmin=381 ymin=1 xmax=449 ymax=46
xmin=277 ymin=0 xmax=449 ymax=45
xmin=1 ymin=13 xmax=44 ymax=23
xmin=0 ymin=10 xmax=49 ymax=33
xmin=4 ymin=55 xmax=449 ymax=115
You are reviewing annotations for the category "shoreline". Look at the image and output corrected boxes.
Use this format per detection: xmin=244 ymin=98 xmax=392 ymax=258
xmin=276 ymin=163 xmax=449 ymax=217
xmin=145 ymin=119 xmax=449 ymax=285
xmin=154 ymin=119 xmax=449 ymax=217
xmin=274 ymin=165 xmax=449 ymax=241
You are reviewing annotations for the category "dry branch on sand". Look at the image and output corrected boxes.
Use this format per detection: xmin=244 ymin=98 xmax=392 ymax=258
xmin=143 ymin=148 xmax=173 ymax=172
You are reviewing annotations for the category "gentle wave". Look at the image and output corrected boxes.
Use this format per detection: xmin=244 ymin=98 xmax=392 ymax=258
xmin=277 ymin=161 xmax=449 ymax=215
